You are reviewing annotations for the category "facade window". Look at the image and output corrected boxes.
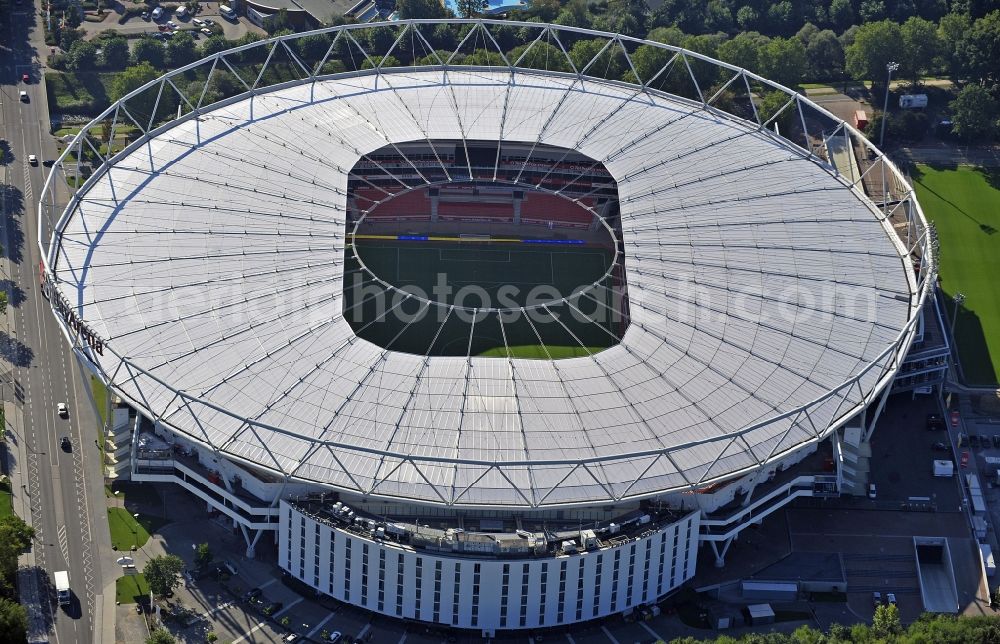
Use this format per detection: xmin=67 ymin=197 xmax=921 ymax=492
xmin=415 ymin=557 xmax=423 ymax=617
xmin=328 ymin=530 xmax=336 ymax=594
xmin=452 ymin=564 xmax=461 ymax=626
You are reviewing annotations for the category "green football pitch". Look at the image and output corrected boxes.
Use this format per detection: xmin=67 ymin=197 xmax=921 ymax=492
xmin=912 ymin=164 xmax=1000 ymax=385
xmin=343 ymin=241 xmax=625 ymax=358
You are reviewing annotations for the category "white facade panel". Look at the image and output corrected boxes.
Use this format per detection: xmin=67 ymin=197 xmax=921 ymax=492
xmin=280 ymin=500 xmax=699 ymax=634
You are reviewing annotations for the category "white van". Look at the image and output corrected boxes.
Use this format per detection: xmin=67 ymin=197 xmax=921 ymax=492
xmin=175 ymin=5 xmax=187 ymax=17
xmin=151 ymin=6 xmax=163 ymax=19
xmin=219 ymin=4 xmax=235 ymax=19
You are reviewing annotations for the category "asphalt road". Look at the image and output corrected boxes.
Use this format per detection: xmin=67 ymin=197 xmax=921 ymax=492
xmin=1 ymin=5 xmax=106 ymax=643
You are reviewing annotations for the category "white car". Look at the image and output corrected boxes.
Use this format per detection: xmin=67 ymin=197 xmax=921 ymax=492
xmin=326 ymin=633 xmax=342 ymax=643
xmin=200 ymin=27 xmax=212 ymax=35
xmin=868 ymin=483 xmax=876 ymax=499
xmin=192 ymin=17 xmax=204 ymax=26
xmin=28 ymin=154 xmax=38 ymax=165
xmin=57 ymin=402 xmax=68 ymax=417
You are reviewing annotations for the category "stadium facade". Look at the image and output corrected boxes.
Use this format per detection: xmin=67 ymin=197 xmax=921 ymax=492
xmin=40 ymin=20 xmax=938 ymax=636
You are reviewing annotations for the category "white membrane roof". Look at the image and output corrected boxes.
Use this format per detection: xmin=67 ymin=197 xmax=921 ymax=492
xmin=53 ymin=69 xmax=916 ymax=507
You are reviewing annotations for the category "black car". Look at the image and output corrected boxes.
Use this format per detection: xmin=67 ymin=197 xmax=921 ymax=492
xmin=932 ymin=441 xmax=949 ymax=452
xmin=60 ymin=437 xmax=71 ymax=451
xmin=926 ymin=414 xmax=946 ymax=431
xmin=992 ymin=435 xmax=1000 ymax=449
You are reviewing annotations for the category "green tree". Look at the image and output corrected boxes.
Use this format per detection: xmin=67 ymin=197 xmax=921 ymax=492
xmin=143 ymin=554 xmax=185 ymax=598
xmin=59 ymin=27 xmax=84 ymax=52
xmin=717 ymin=32 xmax=768 ymax=73
xmin=845 ymin=20 xmax=905 ymax=88
xmin=829 ymin=0 xmax=854 ymax=31
xmin=0 ymin=515 xmax=35 ymax=579
xmin=67 ymin=39 xmax=97 ymax=71
xmin=705 ymin=0 xmax=732 ymax=32
xmin=0 ymin=598 xmax=27 ymax=644
xmin=395 ymin=0 xmax=450 ymax=19
xmin=806 ymin=30 xmax=844 ymax=80
xmin=194 ymin=543 xmax=212 ymax=570
xmin=131 ymin=36 xmax=165 ymax=68
xmin=759 ymin=90 xmax=795 ymax=133
xmin=145 ymin=627 xmax=176 ymax=644
xmin=569 ymin=39 xmax=623 ymax=78
xmin=455 ymin=0 xmax=486 ymax=18
xmin=508 ymin=42 xmax=571 ymax=73
xmin=758 ymin=37 xmax=807 ymax=88
xmin=199 ymin=35 xmax=232 ymax=58
xmin=295 ymin=33 xmax=331 ymax=63
xmin=767 ymin=1 xmax=795 ymax=36
xmin=110 ymin=62 xmax=159 ymax=103
xmin=938 ymin=12 xmax=972 ymax=79
xmin=735 ymin=5 xmax=758 ymax=31
xmin=957 ymin=11 xmax=1000 ymax=85
xmin=0 ymin=292 xmax=8 ymax=316
xmin=949 ymin=84 xmax=999 ymax=142
xmin=872 ymin=603 xmax=902 ymax=638
xmin=901 ymin=16 xmax=941 ymax=84
xmin=101 ymin=37 xmax=128 ymax=70
xmin=860 ymin=0 xmax=887 ymax=22
xmin=165 ymin=32 xmax=197 ymax=68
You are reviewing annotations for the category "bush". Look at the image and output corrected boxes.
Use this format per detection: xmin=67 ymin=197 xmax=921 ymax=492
xmin=117 ymin=6 xmax=145 ymax=23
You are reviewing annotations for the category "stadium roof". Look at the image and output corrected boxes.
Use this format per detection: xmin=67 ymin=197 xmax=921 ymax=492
xmin=45 ymin=21 xmax=930 ymax=508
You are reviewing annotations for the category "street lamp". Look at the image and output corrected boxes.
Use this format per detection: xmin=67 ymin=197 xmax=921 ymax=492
xmin=132 ymin=512 xmax=140 ymax=551
xmin=879 ymin=61 xmax=900 ymax=149
xmin=950 ymin=292 xmax=965 ymax=350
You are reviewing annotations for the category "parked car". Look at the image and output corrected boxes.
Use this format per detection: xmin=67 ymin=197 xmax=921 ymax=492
xmin=932 ymin=441 xmax=949 ymax=452
xmin=926 ymin=413 xmax=946 ymax=431
xmin=167 ymin=20 xmax=177 ymax=28
xmin=203 ymin=18 xmax=215 ymax=25
xmin=326 ymin=633 xmax=342 ymax=643
xmin=872 ymin=591 xmax=881 ymax=608
xmin=192 ymin=17 xmax=204 ymax=25
xmin=200 ymin=27 xmax=212 ymax=35
xmin=868 ymin=483 xmax=876 ymax=499
xmin=886 ymin=592 xmax=897 ymax=606
xmin=141 ymin=11 xmax=149 ymax=19
xmin=993 ymin=435 xmax=1000 ymax=449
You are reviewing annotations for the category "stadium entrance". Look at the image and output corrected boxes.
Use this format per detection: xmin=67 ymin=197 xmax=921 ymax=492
xmin=343 ymin=140 xmax=629 ymax=359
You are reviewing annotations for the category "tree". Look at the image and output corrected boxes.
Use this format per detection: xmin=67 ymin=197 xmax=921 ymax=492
xmin=199 ymin=35 xmax=232 ymax=58
xmin=957 ymin=11 xmax=1000 ymax=85
xmin=735 ymin=5 xmax=758 ymax=31
xmin=901 ymin=16 xmax=941 ymax=84
xmin=766 ymin=1 xmax=795 ymax=36
xmin=454 ymin=0 xmax=486 ymax=18
xmin=0 ymin=598 xmax=27 ymax=644
xmin=67 ymin=39 xmax=97 ymax=71
xmin=110 ymin=62 xmax=159 ymax=103
xmin=717 ymin=32 xmax=768 ymax=73
xmin=263 ymin=8 xmax=294 ymax=34
xmin=101 ymin=37 xmax=128 ymax=70
xmin=0 ymin=292 xmax=8 ymax=316
xmin=0 ymin=515 xmax=35 ymax=579
xmin=845 ymin=20 xmax=905 ymax=88
xmin=859 ymin=0 xmax=887 ymax=22
xmin=872 ymin=603 xmax=902 ymax=638
xmin=165 ymin=32 xmax=197 ymax=68
xmin=194 ymin=543 xmax=212 ymax=570
xmin=938 ymin=12 xmax=972 ymax=79
xmin=131 ymin=36 xmax=165 ymax=68
xmin=59 ymin=27 xmax=85 ymax=52
xmin=395 ymin=0 xmax=450 ymax=19
xmin=949 ymin=84 xmax=999 ymax=142
xmin=759 ymin=91 xmax=796 ymax=133
xmin=569 ymin=39 xmax=622 ymax=78
xmin=829 ymin=0 xmax=854 ymax=31
xmin=145 ymin=627 xmax=176 ymax=644
xmin=805 ymin=30 xmax=844 ymax=80
xmin=758 ymin=37 xmax=807 ymax=88
xmin=144 ymin=554 xmax=184 ymax=598
xmin=296 ymin=33 xmax=331 ymax=63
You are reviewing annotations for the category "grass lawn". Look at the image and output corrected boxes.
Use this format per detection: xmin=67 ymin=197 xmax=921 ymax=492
xmin=0 ymin=479 xmax=12 ymax=519
xmin=91 ymin=376 xmax=108 ymax=426
xmin=912 ymin=165 xmax=1000 ymax=385
xmin=107 ymin=507 xmax=167 ymax=551
xmin=45 ymin=71 xmax=115 ymax=116
xmin=115 ymin=573 xmax=149 ymax=604
xmin=478 ymin=345 xmax=607 ymax=359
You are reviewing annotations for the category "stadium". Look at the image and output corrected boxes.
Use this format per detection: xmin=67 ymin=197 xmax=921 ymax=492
xmin=40 ymin=20 xmax=934 ymax=635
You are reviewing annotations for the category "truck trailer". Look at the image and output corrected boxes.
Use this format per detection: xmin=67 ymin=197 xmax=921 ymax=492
xmin=54 ymin=570 xmax=70 ymax=606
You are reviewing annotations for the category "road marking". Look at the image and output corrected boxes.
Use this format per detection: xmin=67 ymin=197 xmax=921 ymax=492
xmin=272 ymin=597 xmax=303 ymax=618
xmin=257 ymin=578 xmax=278 ymax=591
xmin=600 ymin=625 xmax=620 ymax=644
xmin=639 ymin=621 xmax=662 ymax=641
xmin=565 ymin=634 xmax=577 ymax=643
xmin=229 ymin=620 xmax=268 ymax=644
xmin=357 ymin=623 xmax=371 ymax=639
xmin=57 ymin=525 xmax=69 ymax=561
xmin=307 ymin=611 xmax=337 ymax=638
xmin=396 ymin=634 xmax=407 ymax=644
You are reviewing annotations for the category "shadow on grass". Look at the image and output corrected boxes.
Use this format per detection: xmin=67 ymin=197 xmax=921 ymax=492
xmin=912 ymin=169 xmax=997 ymax=235
xmin=943 ymin=289 xmax=998 ymax=386
xmin=976 ymin=166 xmax=1000 ymax=192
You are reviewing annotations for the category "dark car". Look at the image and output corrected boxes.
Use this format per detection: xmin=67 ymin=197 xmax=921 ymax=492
xmin=932 ymin=441 xmax=949 ymax=452
xmin=992 ymin=435 xmax=1000 ymax=449
xmin=60 ymin=437 xmax=71 ymax=451
xmin=926 ymin=414 xmax=946 ymax=431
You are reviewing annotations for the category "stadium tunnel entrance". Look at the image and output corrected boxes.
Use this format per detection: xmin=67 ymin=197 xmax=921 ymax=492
xmin=343 ymin=140 xmax=630 ymax=359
